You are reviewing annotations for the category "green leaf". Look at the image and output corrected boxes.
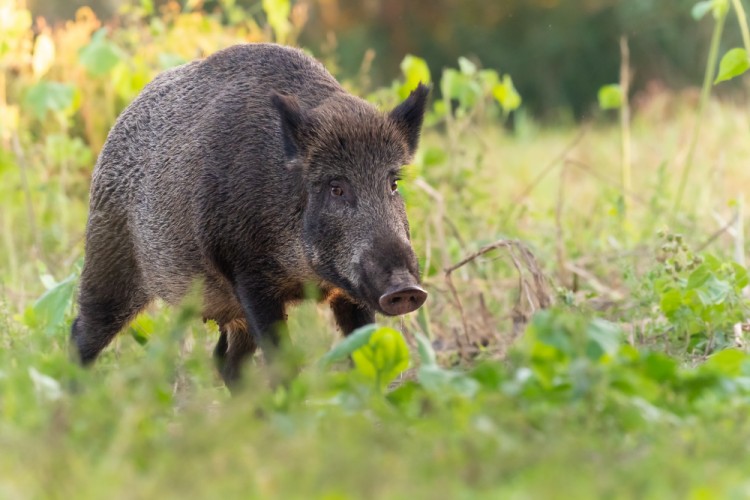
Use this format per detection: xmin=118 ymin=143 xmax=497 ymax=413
xmin=470 ymin=361 xmax=505 ymax=389
xmin=78 ymin=28 xmax=123 ymax=77
xmin=478 ymin=69 xmax=499 ymax=89
xmin=440 ymin=68 xmax=462 ymax=101
xmin=692 ymin=0 xmax=714 ymax=20
xmin=31 ymin=273 xmax=77 ymax=335
xmin=128 ymin=313 xmax=156 ymax=346
xmin=714 ymin=48 xmax=750 ymax=84
xmin=492 ymin=75 xmax=522 ymax=113
xmin=399 ymin=55 xmax=431 ymax=100
xmin=585 ymin=318 xmax=622 ymax=360
xmin=386 ymin=380 xmax=423 ymax=409
xmin=530 ymin=310 xmax=574 ymax=357
xmin=704 ymin=349 xmax=748 ymax=376
xmin=642 ymin=352 xmax=679 ymax=383
xmin=687 ymin=263 xmax=712 ymax=290
xmin=415 ymin=332 xmax=437 ymax=367
xmin=597 ymin=84 xmax=622 ymax=110
xmin=458 ymin=56 xmax=477 ymax=76
xmin=694 ymin=275 xmax=731 ymax=306
xmin=659 ymin=288 xmax=684 ymax=319
xmin=319 ymin=324 xmax=378 ymax=367
xmin=731 ymin=262 xmax=749 ymax=289
xmin=351 ymin=327 xmax=410 ymax=391
xmin=23 ymin=81 xmax=76 ymax=120
xmin=418 ymin=364 xmax=480 ymax=398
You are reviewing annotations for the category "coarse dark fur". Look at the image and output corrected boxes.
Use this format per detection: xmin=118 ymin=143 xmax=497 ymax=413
xmin=71 ymin=43 xmax=429 ymax=387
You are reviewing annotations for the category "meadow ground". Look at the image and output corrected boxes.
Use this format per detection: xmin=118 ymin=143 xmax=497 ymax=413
xmin=2 ymin=76 xmax=750 ymax=497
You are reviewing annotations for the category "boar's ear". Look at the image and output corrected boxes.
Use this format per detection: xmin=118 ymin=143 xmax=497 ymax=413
xmin=389 ymin=83 xmax=431 ymax=155
xmin=271 ymin=92 xmax=307 ymax=161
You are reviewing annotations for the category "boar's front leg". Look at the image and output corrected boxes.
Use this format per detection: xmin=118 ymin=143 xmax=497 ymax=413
xmin=234 ymin=277 xmax=287 ymax=357
xmin=330 ymin=295 xmax=375 ymax=336
xmin=214 ymin=323 xmax=257 ymax=388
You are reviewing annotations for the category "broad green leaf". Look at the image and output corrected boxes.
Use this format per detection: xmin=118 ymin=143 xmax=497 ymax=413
xmin=692 ymin=0 xmax=714 ymax=20
xmin=701 ymin=254 xmax=723 ymax=272
xmin=687 ymin=263 xmax=712 ymax=290
xmin=418 ymin=364 xmax=480 ymax=398
xmin=399 ymin=55 xmax=431 ymax=99
xmin=529 ymin=310 xmax=574 ymax=357
xmin=458 ymin=56 xmax=477 ymax=76
xmin=415 ymin=332 xmax=436 ymax=366
xmin=659 ymin=288 xmax=684 ymax=319
xmin=78 ymin=28 xmax=123 ymax=77
xmin=23 ymin=81 xmax=76 ymax=119
xmin=386 ymin=380 xmax=422 ymax=409
xmin=478 ymin=69 xmax=499 ymax=89
xmin=704 ymin=349 xmax=748 ymax=376
xmin=694 ymin=275 xmax=731 ymax=306
xmin=128 ymin=313 xmax=156 ymax=345
xmin=598 ymin=84 xmax=622 ymax=110
xmin=319 ymin=324 xmax=378 ymax=367
xmin=440 ymin=68 xmax=462 ymax=100
xmin=31 ymin=273 xmax=77 ymax=335
xmin=642 ymin=352 xmax=679 ymax=383
xmin=731 ymin=262 xmax=749 ymax=289
xmin=492 ymin=75 xmax=522 ymax=113
xmin=714 ymin=48 xmax=750 ymax=84
xmin=351 ymin=327 xmax=410 ymax=391
xmin=457 ymin=80 xmax=482 ymax=111
xmin=470 ymin=361 xmax=505 ymax=389
xmin=585 ymin=318 xmax=622 ymax=360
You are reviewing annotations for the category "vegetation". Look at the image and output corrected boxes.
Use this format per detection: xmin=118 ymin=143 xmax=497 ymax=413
xmin=1 ymin=0 xmax=749 ymax=497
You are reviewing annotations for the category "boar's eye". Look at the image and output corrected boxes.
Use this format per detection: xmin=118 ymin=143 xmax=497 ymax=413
xmin=390 ymin=179 xmax=398 ymax=194
xmin=328 ymin=179 xmax=354 ymax=203
xmin=329 ymin=180 xmax=351 ymax=201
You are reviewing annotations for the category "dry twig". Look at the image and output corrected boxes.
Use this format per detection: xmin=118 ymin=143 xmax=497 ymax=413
xmin=444 ymin=239 xmax=552 ymax=359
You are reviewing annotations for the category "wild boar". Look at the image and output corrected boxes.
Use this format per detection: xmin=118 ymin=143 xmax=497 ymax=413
xmin=71 ymin=43 xmax=429 ymax=386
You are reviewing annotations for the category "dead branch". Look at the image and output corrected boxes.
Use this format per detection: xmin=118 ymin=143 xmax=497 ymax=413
xmin=444 ymin=239 xmax=553 ymax=352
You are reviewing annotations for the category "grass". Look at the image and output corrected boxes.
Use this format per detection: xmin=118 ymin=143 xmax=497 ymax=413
xmin=1 ymin=4 xmax=750 ymax=495
xmin=1 ymin=96 xmax=750 ymax=497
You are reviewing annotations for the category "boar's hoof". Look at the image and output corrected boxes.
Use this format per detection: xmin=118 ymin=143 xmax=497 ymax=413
xmin=379 ymin=285 xmax=428 ymax=316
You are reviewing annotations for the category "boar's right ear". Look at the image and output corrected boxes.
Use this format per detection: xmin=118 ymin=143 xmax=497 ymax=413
xmin=389 ymin=83 xmax=431 ymax=156
xmin=271 ymin=92 xmax=307 ymax=161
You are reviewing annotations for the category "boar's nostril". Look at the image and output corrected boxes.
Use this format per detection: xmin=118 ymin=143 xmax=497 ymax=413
xmin=378 ymin=285 xmax=428 ymax=316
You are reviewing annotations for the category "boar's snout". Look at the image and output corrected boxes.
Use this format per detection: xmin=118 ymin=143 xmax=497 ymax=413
xmin=379 ymin=284 xmax=427 ymax=316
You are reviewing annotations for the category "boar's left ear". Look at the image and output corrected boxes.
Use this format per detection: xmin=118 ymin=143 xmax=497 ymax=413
xmin=271 ymin=92 xmax=308 ymax=161
xmin=389 ymin=83 xmax=431 ymax=155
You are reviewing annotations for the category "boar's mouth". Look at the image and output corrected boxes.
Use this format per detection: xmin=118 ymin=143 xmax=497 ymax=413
xmin=353 ymin=266 xmax=427 ymax=317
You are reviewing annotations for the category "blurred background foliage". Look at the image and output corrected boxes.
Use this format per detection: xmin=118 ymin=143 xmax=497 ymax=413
xmin=23 ymin=0 xmax=749 ymax=118
xmin=2 ymin=2 xmax=750 ymax=495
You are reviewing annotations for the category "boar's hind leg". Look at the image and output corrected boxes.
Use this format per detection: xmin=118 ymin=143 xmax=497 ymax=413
xmin=330 ymin=295 xmax=375 ymax=336
xmin=214 ymin=322 xmax=257 ymax=388
xmin=71 ymin=234 xmax=150 ymax=364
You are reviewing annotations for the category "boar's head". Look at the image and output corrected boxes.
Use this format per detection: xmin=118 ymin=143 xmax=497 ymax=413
xmin=271 ymin=84 xmax=430 ymax=316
